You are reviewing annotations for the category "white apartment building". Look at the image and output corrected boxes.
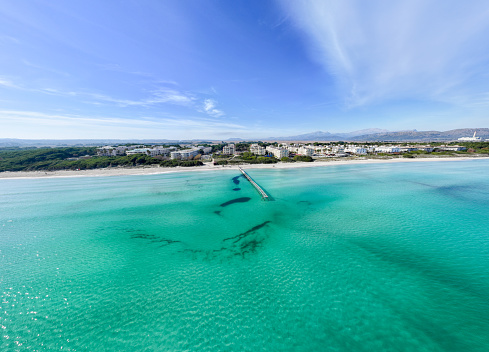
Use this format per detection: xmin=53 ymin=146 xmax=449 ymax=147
xmin=250 ymin=144 xmax=266 ymax=155
xmin=297 ymin=147 xmax=314 ymax=156
xmin=266 ymin=146 xmax=289 ymax=159
xmin=170 ymin=146 xmax=210 ymax=160
xmin=125 ymin=147 xmax=173 ymax=157
xmin=170 ymin=148 xmax=201 ymax=160
xmin=286 ymin=146 xmax=299 ymax=153
xmin=97 ymin=146 xmax=129 ymax=156
xmin=345 ymin=146 xmax=368 ymax=154
xmin=437 ymin=145 xmax=467 ymax=152
xmin=330 ymin=146 xmax=345 ymax=154
xmin=375 ymin=146 xmax=401 ymax=153
xmin=222 ymin=144 xmax=236 ymax=155
xmin=399 ymin=147 xmax=418 ymax=152
xmin=417 ymin=146 xmax=435 ymax=152
xmin=126 ymin=148 xmax=152 ymax=156
xmin=285 ymin=144 xmax=315 ymax=154
xmin=148 ymin=147 xmax=170 ymax=157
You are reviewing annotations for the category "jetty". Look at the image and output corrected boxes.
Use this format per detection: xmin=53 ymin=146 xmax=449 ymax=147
xmin=238 ymin=167 xmax=269 ymax=200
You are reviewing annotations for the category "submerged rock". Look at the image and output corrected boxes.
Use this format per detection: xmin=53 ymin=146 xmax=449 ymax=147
xmin=223 ymin=221 xmax=271 ymax=243
xmin=220 ymin=197 xmax=251 ymax=207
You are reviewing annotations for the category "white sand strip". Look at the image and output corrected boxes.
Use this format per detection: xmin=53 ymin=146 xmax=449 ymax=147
xmin=0 ymin=156 xmax=488 ymax=180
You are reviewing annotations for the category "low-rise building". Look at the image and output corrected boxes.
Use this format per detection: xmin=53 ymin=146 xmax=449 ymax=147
xmin=297 ymin=147 xmax=314 ymax=156
xmin=331 ymin=146 xmax=345 ymax=154
xmin=437 ymin=145 xmax=467 ymax=152
xmin=266 ymin=146 xmax=289 ymax=159
xmin=97 ymin=146 xmax=129 ymax=156
xmin=150 ymin=147 xmax=171 ymax=157
xmin=126 ymin=148 xmax=152 ymax=156
xmin=200 ymin=146 xmax=213 ymax=154
xmin=170 ymin=148 xmax=201 ymax=160
xmin=250 ymin=144 xmax=266 ymax=155
xmin=398 ymin=147 xmax=418 ymax=153
xmin=417 ymin=146 xmax=435 ymax=152
xmin=286 ymin=145 xmax=299 ymax=153
xmin=345 ymin=146 xmax=368 ymax=154
xmin=375 ymin=146 xmax=400 ymax=154
xmin=125 ymin=147 xmax=172 ymax=157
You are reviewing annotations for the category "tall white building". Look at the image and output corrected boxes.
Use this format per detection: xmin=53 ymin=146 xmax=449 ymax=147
xmin=222 ymin=144 xmax=236 ymax=155
xmin=200 ymin=146 xmax=213 ymax=154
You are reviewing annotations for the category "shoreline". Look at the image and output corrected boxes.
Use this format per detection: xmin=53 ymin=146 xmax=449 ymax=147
xmin=1 ymin=156 xmax=488 ymax=180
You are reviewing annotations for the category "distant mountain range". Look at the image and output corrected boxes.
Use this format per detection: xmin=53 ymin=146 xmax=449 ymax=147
xmin=267 ymin=128 xmax=489 ymax=142
xmin=268 ymin=128 xmax=390 ymax=141
xmin=1 ymin=128 xmax=488 ymax=147
xmin=350 ymin=128 xmax=489 ymax=142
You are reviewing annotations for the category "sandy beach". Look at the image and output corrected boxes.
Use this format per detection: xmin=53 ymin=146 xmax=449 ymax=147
xmin=1 ymin=155 xmax=487 ymax=180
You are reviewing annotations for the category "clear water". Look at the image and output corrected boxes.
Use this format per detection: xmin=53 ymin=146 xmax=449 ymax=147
xmin=1 ymin=160 xmax=489 ymax=351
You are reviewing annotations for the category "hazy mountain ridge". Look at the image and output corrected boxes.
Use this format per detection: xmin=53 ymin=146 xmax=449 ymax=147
xmin=269 ymin=128 xmax=390 ymax=141
xmin=269 ymin=128 xmax=488 ymax=142
xmin=1 ymin=128 xmax=488 ymax=147
xmin=351 ymin=128 xmax=489 ymax=142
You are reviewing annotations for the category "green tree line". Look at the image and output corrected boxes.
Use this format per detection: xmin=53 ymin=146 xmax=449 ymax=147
xmin=0 ymin=147 xmax=203 ymax=171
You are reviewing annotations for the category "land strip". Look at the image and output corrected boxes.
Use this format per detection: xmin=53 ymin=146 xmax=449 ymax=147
xmin=1 ymin=155 xmax=488 ymax=180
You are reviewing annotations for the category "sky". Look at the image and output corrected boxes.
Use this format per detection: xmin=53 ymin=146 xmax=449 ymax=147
xmin=1 ymin=0 xmax=489 ymax=140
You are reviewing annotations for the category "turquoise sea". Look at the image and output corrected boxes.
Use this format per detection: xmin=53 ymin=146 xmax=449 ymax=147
xmin=1 ymin=160 xmax=489 ymax=351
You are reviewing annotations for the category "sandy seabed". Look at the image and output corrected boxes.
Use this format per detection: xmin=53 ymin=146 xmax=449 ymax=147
xmin=1 ymin=156 xmax=487 ymax=180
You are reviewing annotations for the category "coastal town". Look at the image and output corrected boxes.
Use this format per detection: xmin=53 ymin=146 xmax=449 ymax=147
xmin=94 ymin=141 xmax=472 ymax=162
xmin=1 ymin=132 xmax=488 ymax=176
xmin=90 ymin=131 xmax=488 ymax=162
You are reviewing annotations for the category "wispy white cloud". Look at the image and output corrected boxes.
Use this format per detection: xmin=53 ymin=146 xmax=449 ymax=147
xmin=0 ymin=110 xmax=247 ymax=139
xmin=280 ymin=0 xmax=489 ymax=107
xmin=0 ymin=78 xmax=19 ymax=88
xmin=89 ymin=88 xmax=196 ymax=107
xmin=33 ymin=86 xmax=196 ymax=107
xmin=1 ymin=76 xmax=228 ymax=118
xmin=202 ymin=98 xmax=225 ymax=117
xmin=0 ymin=35 xmax=20 ymax=44
xmin=22 ymin=60 xmax=71 ymax=77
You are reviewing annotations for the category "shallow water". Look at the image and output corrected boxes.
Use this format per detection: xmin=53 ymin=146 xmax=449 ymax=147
xmin=1 ymin=160 xmax=489 ymax=351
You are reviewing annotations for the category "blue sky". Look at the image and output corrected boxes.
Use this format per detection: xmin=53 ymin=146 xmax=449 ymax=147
xmin=1 ymin=0 xmax=489 ymax=139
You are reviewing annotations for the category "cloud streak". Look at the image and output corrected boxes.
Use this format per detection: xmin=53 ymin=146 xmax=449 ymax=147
xmin=0 ymin=78 xmax=19 ymax=89
xmin=39 ymin=87 xmax=196 ymax=107
xmin=0 ymin=110 xmax=247 ymax=139
xmin=280 ymin=0 xmax=489 ymax=107
xmin=1 ymin=76 xmax=228 ymax=117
